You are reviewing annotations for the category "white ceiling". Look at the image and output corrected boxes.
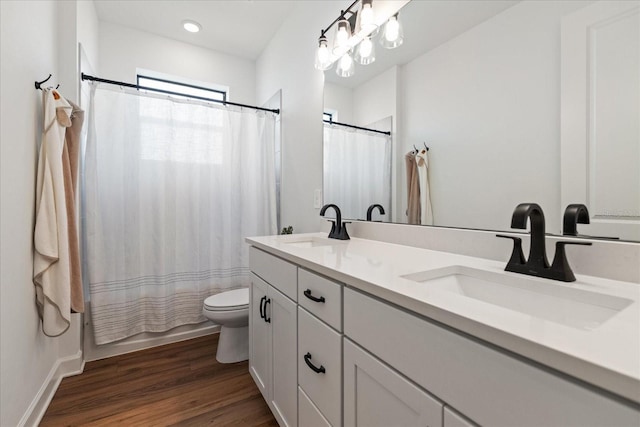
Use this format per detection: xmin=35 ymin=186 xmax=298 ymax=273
xmin=325 ymin=0 xmax=519 ymax=88
xmin=93 ymin=0 xmax=294 ymax=60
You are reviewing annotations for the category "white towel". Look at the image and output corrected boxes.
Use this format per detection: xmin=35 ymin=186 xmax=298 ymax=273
xmin=33 ymin=89 xmax=73 ymax=336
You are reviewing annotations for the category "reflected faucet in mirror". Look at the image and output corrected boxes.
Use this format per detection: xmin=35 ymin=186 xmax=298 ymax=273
xmin=320 ymin=204 xmax=350 ymax=240
xmin=563 ymin=204 xmax=589 ymax=236
xmin=497 ymin=203 xmax=591 ymax=282
xmin=366 ymin=204 xmax=385 ymax=221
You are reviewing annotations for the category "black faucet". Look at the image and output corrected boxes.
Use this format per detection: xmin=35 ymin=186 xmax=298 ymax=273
xmin=366 ymin=204 xmax=385 ymax=221
xmin=497 ymin=203 xmax=591 ymax=282
xmin=320 ymin=204 xmax=350 ymax=240
xmin=563 ymin=204 xmax=589 ymax=236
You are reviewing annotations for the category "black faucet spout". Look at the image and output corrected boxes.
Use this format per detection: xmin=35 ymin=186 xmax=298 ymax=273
xmin=510 ymin=203 xmax=549 ymax=270
xmin=320 ymin=204 xmax=350 ymax=240
xmin=366 ymin=204 xmax=385 ymax=221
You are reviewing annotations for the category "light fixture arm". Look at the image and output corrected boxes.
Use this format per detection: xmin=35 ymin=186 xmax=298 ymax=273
xmin=320 ymin=0 xmax=360 ymax=38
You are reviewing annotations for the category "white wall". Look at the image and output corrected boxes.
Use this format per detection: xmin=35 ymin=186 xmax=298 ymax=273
xmin=256 ymin=2 xmax=339 ymax=233
xmin=324 ymin=82 xmax=354 ymax=123
xmin=400 ymin=1 xmax=591 ymax=234
xmin=1 ymin=1 xmax=98 ymax=424
xmin=99 ymin=21 xmax=256 ymax=105
xmin=1 ymin=2 xmax=62 ymax=425
xmin=353 ymin=66 xmax=397 ymax=127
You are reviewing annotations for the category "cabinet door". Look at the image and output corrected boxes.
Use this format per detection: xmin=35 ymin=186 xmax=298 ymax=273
xmin=269 ymin=286 xmax=298 ymax=427
xmin=249 ymin=274 xmax=271 ymax=401
xmin=344 ymin=338 xmax=443 ymax=427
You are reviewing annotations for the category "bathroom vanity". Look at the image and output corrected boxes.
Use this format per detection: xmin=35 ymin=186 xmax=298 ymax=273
xmin=246 ymin=233 xmax=640 ymax=427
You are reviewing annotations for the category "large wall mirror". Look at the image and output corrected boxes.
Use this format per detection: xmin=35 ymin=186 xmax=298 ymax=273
xmin=322 ymin=0 xmax=639 ymax=241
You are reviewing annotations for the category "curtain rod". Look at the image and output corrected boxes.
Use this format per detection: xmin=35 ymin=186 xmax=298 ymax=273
xmin=323 ymin=119 xmax=391 ymax=136
xmin=81 ymin=73 xmax=280 ymax=114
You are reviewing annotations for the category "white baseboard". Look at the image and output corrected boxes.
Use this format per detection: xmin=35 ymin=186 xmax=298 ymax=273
xmin=19 ymin=350 xmax=85 ymax=427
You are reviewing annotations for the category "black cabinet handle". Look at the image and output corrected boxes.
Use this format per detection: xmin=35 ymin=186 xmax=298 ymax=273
xmin=303 ymin=352 xmax=326 ymax=374
xmin=303 ymin=289 xmax=326 ymax=303
xmin=264 ymin=298 xmax=271 ymax=323
xmin=259 ymin=296 xmax=266 ymax=319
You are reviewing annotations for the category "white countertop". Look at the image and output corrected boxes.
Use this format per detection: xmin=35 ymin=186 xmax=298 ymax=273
xmin=246 ymin=233 xmax=640 ymax=404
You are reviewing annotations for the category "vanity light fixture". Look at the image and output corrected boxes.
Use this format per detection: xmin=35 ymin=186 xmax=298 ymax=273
xmin=380 ymin=13 xmax=403 ymax=49
xmin=182 ymin=20 xmax=201 ymax=33
xmin=314 ymin=0 xmax=404 ymax=74
xmin=336 ymin=51 xmax=355 ymax=77
xmin=315 ymin=33 xmax=333 ymax=70
xmin=332 ymin=14 xmax=352 ymax=56
xmin=356 ymin=0 xmax=378 ymax=36
xmin=355 ymin=36 xmax=375 ymax=65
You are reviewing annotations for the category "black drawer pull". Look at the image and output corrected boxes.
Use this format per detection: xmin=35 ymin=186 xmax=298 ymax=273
xmin=264 ymin=298 xmax=271 ymax=323
xmin=304 ymin=352 xmax=326 ymax=374
xmin=304 ymin=289 xmax=326 ymax=303
xmin=259 ymin=296 xmax=266 ymax=319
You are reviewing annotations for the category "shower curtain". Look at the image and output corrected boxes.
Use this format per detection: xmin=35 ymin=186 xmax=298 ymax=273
xmin=84 ymin=84 xmax=277 ymax=345
xmin=323 ymin=124 xmax=391 ymax=221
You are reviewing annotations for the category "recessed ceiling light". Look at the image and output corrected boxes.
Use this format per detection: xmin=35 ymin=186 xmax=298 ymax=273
xmin=182 ymin=20 xmax=201 ymax=33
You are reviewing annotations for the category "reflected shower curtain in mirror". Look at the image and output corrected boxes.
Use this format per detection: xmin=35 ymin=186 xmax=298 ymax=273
xmin=323 ymin=124 xmax=391 ymax=221
xmin=84 ymin=85 xmax=277 ymax=345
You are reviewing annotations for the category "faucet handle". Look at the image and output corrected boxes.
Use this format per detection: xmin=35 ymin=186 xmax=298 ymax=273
xmin=550 ymin=240 xmax=592 ymax=282
xmin=496 ymin=234 xmax=526 ymax=267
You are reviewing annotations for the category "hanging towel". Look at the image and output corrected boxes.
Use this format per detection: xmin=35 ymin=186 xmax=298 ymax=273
xmin=33 ymin=89 xmax=73 ymax=336
xmin=62 ymin=100 xmax=85 ymax=313
xmin=415 ymin=149 xmax=434 ymax=225
xmin=405 ymin=151 xmax=421 ymax=225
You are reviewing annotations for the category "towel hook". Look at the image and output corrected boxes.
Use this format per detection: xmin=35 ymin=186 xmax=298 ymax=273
xmin=413 ymin=144 xmax=418 ymax=153
xmin=34 ymin=74 xmax=52 ymax=90
xmin=423 ymin=142 xmax=430 ymax=151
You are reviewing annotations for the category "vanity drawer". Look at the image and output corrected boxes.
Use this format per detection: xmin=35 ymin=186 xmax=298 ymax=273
xmin=249 ymin=247 xmax=297 ymax=301
xmin=298 ymin=269 xmax=342 ymax=331
xmin=344 ymin=288 xmax=639 ymax=427
xmin=299 ymin=387 xmax=332 ymax=427
xmin=298 ymin=307 xmax=342 ymax=427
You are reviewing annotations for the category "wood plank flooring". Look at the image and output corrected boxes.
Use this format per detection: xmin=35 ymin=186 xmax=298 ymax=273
xmin=40 ymin=334 xmax=278 ymax=426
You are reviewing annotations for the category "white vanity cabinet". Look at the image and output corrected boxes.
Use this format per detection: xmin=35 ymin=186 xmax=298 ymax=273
xmin=247 ymin=240 xmax=639 ymax=427
xmin=344 ymin=287 xmax=639 ymax=427
xmin=343 ymin=338 xmax=444 ymax=427
xmin=297 ymin=269 xmax=344 ymax=427
xmin=249 ymin=248 xmax=298 ymax=427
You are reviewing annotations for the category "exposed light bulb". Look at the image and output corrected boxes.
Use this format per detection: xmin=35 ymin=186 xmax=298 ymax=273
xmin=333 ymin=17 xmax=352 ymax=55
xmin=315 ymin=36 xmax=332 ymax=70
xmin=336 ymin=51 xmax=355 ymax=77
xmin=384 ymin=17 xmax=399 ymax=42
xmin=359 ymin=38 xmax=373 ymax=58
xmin=380 ymin=14 xmax=403 ymax=49
xmin=336 ymin=26 xmax=349 ymax=45
xmin=358 ymin=1 xmax=377 ymax=34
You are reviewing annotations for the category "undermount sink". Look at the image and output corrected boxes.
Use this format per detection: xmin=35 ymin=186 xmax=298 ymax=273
xmin=401 ymin=266 xmax=633 ymax=330
xmin=282 ymin=236 xmax=343 ymax=248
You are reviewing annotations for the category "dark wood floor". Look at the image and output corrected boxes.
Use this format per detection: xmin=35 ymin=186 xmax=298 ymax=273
xmin=41 ymin=334 xmax=278 ymax=426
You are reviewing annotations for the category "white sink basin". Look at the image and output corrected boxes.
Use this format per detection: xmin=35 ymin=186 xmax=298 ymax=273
xmin=401 ymin=266 xmax=633 ymax=330
xmin=282 ymin=236 xmax=344 ymax=248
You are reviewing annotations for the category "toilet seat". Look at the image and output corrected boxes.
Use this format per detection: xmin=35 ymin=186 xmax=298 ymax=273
xmin=204 ymin=288 xmax=249 ymax=311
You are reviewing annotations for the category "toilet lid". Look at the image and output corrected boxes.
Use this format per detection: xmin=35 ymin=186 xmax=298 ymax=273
xmin=204 ymin=288 xmax=249 ymax=311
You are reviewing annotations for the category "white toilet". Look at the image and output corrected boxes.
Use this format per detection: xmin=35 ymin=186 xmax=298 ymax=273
xmin=202 ymin=288 xmax=250 ymax=363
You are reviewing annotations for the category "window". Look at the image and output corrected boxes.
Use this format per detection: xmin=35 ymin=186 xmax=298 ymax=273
xmin=137 ymin=75 xmax=226 ymax=102
xmin=136 ymin=74 xmax=228 ymax=165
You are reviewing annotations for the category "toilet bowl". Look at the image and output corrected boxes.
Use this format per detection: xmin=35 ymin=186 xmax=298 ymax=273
xmin=202 ymin=288 xmax=249 ymax=363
